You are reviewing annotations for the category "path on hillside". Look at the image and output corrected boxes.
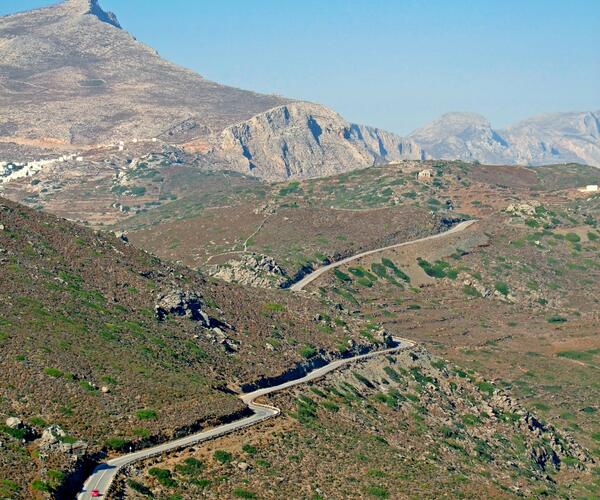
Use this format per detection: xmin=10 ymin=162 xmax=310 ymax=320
xmin=78 ymin=338 xmax=414 ymax=499
xmin=290 ymin=219 xmax=477 ymax=291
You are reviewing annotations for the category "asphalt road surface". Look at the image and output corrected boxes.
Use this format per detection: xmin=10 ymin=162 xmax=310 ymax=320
xmin=77 ymin=221 xmax=478 ymax=497
xmin=290 ymin=219 xmax=477 ymax=291
xmin=78 ymin=339 xmax=414 ymax=498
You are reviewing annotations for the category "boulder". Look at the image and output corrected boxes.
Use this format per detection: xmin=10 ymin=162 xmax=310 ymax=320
xmin=40 ymin=425 xmax=66 ymax=448
xmin=155 ymin=289 xmax=210 ymax=325
xmin=5 ymin=417 xmax=22 ymax=429
xmin=208 ymin=253 xmax=288 ymax=288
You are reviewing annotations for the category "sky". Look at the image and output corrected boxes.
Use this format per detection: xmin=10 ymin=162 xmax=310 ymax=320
xmin=2 ymin=0 xmax=599 ymax=135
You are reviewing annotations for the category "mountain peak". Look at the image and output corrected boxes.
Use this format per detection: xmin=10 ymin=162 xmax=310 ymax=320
xmin=64 ymin=0 xmax=121 ymax=28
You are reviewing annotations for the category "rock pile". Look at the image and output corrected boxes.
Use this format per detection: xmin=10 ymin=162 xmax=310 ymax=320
xmin=208 ymin=253 xmax=288 ymax=288
xmin=155 ymin=289 xmax=211 ymax=325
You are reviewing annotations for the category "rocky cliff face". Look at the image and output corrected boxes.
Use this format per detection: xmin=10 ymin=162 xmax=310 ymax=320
xmin=409 ymin=111 xmax=600 ymax=167
xmin=208 ymin=102 xmax=423 ymax=180
xmin=0 ymin=0 xmax=422 ymax=182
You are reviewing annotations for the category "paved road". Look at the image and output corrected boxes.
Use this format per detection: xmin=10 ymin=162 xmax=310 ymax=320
xmin=78 ymin=220 xmax=476 ymax=497
xmin=78 ymin=339 xmax=414 ymax=498
xmin=290 ymin=219 xmax=477 ymax=291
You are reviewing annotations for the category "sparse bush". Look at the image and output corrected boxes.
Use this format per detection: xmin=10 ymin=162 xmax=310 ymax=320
xmin=300 ymin=345 xmax=317 ymax=359
xmin=547 ymin=315 xmax=567 ymax=324
xmin=263 ymin=302 xmax=285 ymax=313
xmin=565 ymin=232 xmax=581 ymax=243
xmin=44 ymin=367 xmax=64 ymax=378
xmin=175 ymin=457 xmax=203 ymax=476
xmin=148 ymin=467 xmax=176 ymax=488
xmin=213 ymin=450 xmax=233 ymax=464
xmin=242 ymin=444 xmax=257 ymax=455
xmin=127 ymin=479 xmax=153 ymax=496
xmin=233 ymin=488 xmax=256 ymax=498
xmin=494 ymin=282 xmax=509 ymax=296
xmin=463 ymin=285 xmax=481 ymax=298
xmin=334 ymin=269 xmax=352 ymax=282
xmin=136 ymin=409 xmax=158 ymax=420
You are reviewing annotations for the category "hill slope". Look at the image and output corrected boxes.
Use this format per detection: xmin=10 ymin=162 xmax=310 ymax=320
xmin=0 ymin=196 xmax=387 ymax=497
xmin=0 ymin=0 xmax=422 ymax=181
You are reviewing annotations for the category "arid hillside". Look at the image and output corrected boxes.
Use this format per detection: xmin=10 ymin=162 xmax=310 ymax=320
xmin=0 ymin=196 xmax=390 ymax=498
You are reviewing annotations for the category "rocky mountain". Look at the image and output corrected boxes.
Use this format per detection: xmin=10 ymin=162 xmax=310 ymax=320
xmin=409 ymin=111 xmax=600 ymax=167
xmin=0 ymin=0 xmax=422 ymax=182
xmin=209 ymin=102 xmax=423 ymax=180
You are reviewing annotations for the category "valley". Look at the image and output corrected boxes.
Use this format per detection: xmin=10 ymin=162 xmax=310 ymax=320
xmin=0 ymin=1 xmax=598 ymax=499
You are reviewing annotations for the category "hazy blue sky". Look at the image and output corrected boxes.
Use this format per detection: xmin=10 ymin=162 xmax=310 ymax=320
xmin=2 ymin=0 xmax=599 ymax=134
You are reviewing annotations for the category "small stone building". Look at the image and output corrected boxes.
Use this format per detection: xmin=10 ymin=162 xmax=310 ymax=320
xmin=417 ymin=169 xmax=434 ymax=180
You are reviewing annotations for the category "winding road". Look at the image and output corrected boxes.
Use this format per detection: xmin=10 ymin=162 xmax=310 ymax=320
xmin=78 ymin=220 xmax=476 ymax=498
xmin=78 ymin=339 xmax=414 ymax=498
xmin=290 ymin=219 xmax=476 ymax=291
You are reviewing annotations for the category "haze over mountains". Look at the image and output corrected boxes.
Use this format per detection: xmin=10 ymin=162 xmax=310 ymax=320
xmin=410 ymin=111 xmax=600 ymax=169
xmin=0 ymin=0 xmax=598 ymax=184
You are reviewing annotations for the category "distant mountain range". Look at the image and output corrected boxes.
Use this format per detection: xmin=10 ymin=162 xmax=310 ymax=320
xmin=0 ymin=0 xmax=598 ymax=181
xmin=410 ymin=111 xmax=600 ymax=168
xmin=0 ymin=0 xmax=423 ymax=181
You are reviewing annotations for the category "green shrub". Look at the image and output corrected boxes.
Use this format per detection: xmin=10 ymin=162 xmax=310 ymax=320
xmin=213 ymin=450 xmax=233 ymax=463
xmin=278 ymin=181 xmax=300 ymax=196
xmin=334 ymin=269 xmax=352 ymax=282
xmin=148 ymin=467 xmax=176 ymax=487
xmin=417 ymin=258 xmax=448 ymax=279
xmin=383 ymin=366 xmax=402 ymax=383
xmin=357 ymin=277 xmax=373 ymax=287
xmin=494 ymin=282 xmax=509 ymax=296
xmin=463 ymin=285 xmax=481 ymax=298
xmin=233 ymin=488 xmax=256 ymax=498
xmin=366 ymin=485 xmax=389 ymax=498
xmin=476 ymin=381 xmax=495 ymax=396
xmin=0 ymin=480 xmax=19 ymax=497
xmin=31 ymin=480 xmax=50 ymax=492
xmin=105 ymin=437 xmax=130 ymax=451
xmin=371 ymin=263 xmax=387 ymax=278
xmin=79 ymin=380 xmax=97 ymax=392
xmin=321 ymin=401 xmax=340 ymax=412
xmin=547 ymin=315 xmax=567 ymax=324
xmin=348 ymin=267 xmax=366 ymax=277
xmin=242 ymin=443 xmax=257 ymax=455
xmin=127 ymin=479 xmax=153 ymax=496
xmin=460 ymin=414 xmax=480 ymax=426
xmin=44 ymin=367 xmax=64 ymax=378
xmin=175 ymin=457 xmax=203 ymax=476
xmin=588 ymin=231 xmax=598 ymax=241
xmin=565 ymin=232 xmax=581 ymax=243
xmin=300 ymin=345 xmax=317 ymax=359
xmin=136 ymin=409 xmax=158 ymax=420
xmin=1 ymin=425 xmax=27 ymax=440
